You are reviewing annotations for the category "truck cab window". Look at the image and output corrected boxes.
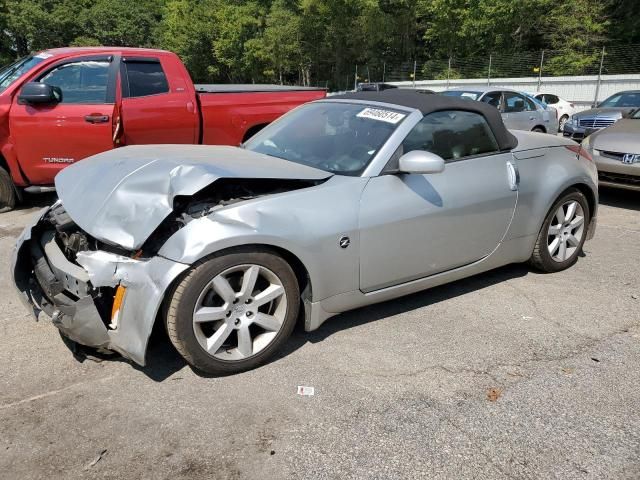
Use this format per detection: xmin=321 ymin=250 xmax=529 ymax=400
xmin=123 ymin=60 xmax=169 ymax=98
xmin=39 ymin=61 xmax=110 ymax=104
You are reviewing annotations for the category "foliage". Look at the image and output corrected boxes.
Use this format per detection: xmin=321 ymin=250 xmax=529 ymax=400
xmin=0 ymin=0 xmax=635 ymax=87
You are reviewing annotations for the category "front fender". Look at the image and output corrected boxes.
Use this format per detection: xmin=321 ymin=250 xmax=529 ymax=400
xmin=158 ymin=176 xmax=368 ymax=302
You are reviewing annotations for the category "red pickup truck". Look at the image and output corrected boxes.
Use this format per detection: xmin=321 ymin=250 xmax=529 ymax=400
xmin=0 ymin=47 xmax=325 ymax=212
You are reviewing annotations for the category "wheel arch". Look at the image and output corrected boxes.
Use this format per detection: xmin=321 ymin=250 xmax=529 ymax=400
xmin=162 ymin=242 xmax=312 ymax=307
xmin=533 ymin=182 xmax=597 ymax=242
xmin=242 ymin=123 xmax=270 ymax=143
xmin=532 ymin=125 xmax=547 ymax=133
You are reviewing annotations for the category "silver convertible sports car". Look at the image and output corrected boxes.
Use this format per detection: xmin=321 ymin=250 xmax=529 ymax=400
xmin=12 ymin=91 xmax=598 ymax=374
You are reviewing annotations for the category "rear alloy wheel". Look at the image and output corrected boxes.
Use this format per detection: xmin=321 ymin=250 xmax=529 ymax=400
xmin=166 ymin=250 xmax=299 ymax=375
xmin=0 ymin=168 xmax=16 ymax=213
xmin=530 ymin=189 xmax=589 ymax=272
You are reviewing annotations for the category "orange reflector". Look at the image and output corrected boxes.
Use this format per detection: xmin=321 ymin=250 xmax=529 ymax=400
xmin=111 ymin=285 xmax=127 ymax=322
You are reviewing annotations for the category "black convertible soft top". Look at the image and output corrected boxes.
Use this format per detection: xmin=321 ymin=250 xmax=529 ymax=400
xmin=332 ymin=89 xmax=518 ymax=151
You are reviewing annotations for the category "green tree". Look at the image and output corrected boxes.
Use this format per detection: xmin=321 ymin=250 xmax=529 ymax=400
xmin=77 ymin=0 xmax=164 ymax=47
xmin=245 ymin=0 xmax=304 ymax=84
xmin=159 ymin=0 xmax=220 ymax=82
xmin=543 ymin=0 xmax=609 ymax=74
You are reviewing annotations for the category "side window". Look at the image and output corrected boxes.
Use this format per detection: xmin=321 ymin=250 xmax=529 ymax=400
xmin=481 ymin=92 xmax=502 ymax=109
xmin=123 ymin=60 xmax=169 ymax=98
xmin=39 ymin=60 xmax=110 ymax=104
xmin=503 ymin=92 xmax=528 ymax=113
xmin=524 ymin=96 xmax=537 ymax=111
xmin=546 ymin=94 xmax=559 ymax=104
xmin=401 ymin=110 xmax=499 ymax=162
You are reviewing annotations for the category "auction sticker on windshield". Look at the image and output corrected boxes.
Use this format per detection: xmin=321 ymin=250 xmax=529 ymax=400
xmin=357 ymin=108 xmax=406 ymax=124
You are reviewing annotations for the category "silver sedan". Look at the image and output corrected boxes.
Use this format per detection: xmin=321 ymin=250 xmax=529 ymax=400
xmin=12 ymin=91 xmax=598 ymax=375
xmin=442 ymin=87 xmax=558 ymax=133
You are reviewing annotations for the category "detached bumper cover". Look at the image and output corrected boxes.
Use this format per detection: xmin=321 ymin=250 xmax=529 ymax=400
xmin=11 ymin=209 xmax=189 ymax=366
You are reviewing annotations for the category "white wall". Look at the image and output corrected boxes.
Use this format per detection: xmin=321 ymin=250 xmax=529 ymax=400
xmin=391 ymin=74 xmax=640 ymax=111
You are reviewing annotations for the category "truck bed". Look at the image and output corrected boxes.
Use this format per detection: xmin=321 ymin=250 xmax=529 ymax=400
xmin=195 ymin=84 xmax=325 ymax=94
xmin=197 ymin=87 xmax=326 ymax=145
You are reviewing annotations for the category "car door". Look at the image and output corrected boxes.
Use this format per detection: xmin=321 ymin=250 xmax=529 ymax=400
xmin=9 ymin=55 xmax=118 ymax=185
xmin=503 ymin=92 xmax=535 ymax=130
xmin=119 ymin=56 xmax=199 ymax=145
xmin=358 ymin=110 xmax=517 ymax=292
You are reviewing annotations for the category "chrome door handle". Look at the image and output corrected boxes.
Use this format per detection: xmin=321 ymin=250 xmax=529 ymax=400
xmin=85 ymin=114 xmax=109 ymax=124
xmin=507 ymin=161 xmax=520 ymax=191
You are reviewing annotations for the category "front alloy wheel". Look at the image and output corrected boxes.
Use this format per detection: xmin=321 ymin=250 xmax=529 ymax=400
xmin=166 ymin=250 xmax=299 ymax=375
xmin=192 ymin=264 xmax=287 ymax=361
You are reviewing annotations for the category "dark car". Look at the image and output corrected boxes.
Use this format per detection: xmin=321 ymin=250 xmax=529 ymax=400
xmin=563 ymin=90 xmax=640 ymax=141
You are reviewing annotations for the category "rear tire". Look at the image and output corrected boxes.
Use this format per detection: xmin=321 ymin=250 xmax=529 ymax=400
xmin=529 ymin=189 xmax=589 ymax=273
xmin=0 ymin=168 xmax=16 ymax=213
xmin=165 ymin=249 xmax=300 ymax=375
xmin=532 ymin=126 xmax=546 ymax=133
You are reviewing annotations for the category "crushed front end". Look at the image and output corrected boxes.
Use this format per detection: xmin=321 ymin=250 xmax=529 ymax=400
xmin=11 ymin=203 xmax=189 ymax=365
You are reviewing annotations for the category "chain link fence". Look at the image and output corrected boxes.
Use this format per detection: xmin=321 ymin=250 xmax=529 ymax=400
xmin=316 ymin=44 xmax=640 ymax=95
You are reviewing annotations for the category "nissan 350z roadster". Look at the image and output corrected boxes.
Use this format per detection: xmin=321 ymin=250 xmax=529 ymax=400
xmin=12 ymin=90 xmax=598 ymax=374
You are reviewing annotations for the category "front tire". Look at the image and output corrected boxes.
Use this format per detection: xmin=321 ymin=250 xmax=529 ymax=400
xmin=165 ymin=249 xmax=300 ymax=375
xmin=530 ymin=189 xmax=589 ymax=272
xmin=0 ymin=168 xmax=16 ymax=213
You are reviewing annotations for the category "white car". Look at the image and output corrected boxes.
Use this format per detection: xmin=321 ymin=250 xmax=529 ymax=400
xmin=534 ymin=93 xmax=577 ymax=132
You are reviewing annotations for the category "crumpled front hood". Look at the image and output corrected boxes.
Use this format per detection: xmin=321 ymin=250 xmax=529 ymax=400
xmin=55 ymin=145 xmax=332 ymax=250
xmin=590 ymin=119 xmax=640 ymax=153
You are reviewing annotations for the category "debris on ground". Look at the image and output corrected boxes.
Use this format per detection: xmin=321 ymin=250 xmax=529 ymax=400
xmin=85 ymin=449 xmax=108 ymax=469
xmin=486 ymin=388 xmax=502 ymax=402
xmin=297 ymin=386 xmax=315 ymax=396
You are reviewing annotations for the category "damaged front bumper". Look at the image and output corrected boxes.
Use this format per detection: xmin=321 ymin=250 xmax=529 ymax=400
xmin=11 ymin=206 xmax=189 ymax=366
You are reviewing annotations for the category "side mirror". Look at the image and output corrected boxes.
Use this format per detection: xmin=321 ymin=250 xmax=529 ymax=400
xmin=591 ymin=102 xmax=599 ymax=108
xmin=18 ymin=82 xmax=62 ymax=105
xmin=398 ymin=150 xmax=445 ymax=174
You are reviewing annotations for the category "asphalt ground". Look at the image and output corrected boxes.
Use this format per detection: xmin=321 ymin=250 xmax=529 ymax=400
xmin=1 ymin=188 xmax=639 ymax=480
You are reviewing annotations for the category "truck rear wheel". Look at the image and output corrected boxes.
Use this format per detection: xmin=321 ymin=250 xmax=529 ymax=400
xmin=0 ymin=168 xmax=16 ymax=213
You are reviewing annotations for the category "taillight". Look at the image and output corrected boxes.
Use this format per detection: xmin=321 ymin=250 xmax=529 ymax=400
xmin=565 ymin=144 xmax=593 ymax=162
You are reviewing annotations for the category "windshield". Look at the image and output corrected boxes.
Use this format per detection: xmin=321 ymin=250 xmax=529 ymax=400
xmin=0 ymin=55 xmax=45 ymax=93
xmin=244 ymin=102 xmax=407 ymax=176
xmin=441 ymin=90 xmax=482 ymax=101
xmin=599 ymin=92 xmax=640 ymax=108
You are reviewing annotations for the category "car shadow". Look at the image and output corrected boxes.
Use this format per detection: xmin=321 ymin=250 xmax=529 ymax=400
xmin=599 ymin=187 xmax=640 ymax=211
xmin=285 ymin=263 xmax=531 ymax=350
xmin=13 ymin=192 xmax=58 ymax=211
xmin=135 ymin=262 xmax=531 ymax=381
